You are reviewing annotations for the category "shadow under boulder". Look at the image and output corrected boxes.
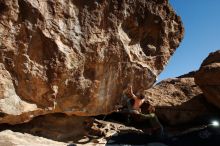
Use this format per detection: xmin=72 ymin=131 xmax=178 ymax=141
xmin=0 ymin=113 xmax=91 ymax=142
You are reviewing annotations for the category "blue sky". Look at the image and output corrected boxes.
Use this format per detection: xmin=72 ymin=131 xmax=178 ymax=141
xmin=158 ymin=0 xmax=220 ymax=81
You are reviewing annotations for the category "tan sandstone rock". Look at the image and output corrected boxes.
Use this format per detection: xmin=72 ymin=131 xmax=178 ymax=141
xmin=0 ymin=0 xmax=183 ymax=124
xmin=144 ymin=75 xmax=215 ymax=125
xmin=195 ymin=50 xmax=220 ymax=108
xmin=0 ymin=130 xmax=67 ymax=146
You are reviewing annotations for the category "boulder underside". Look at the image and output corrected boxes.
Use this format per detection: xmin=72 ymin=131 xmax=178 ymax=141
xmin=0 ymin=0 xmax=183 ymax=124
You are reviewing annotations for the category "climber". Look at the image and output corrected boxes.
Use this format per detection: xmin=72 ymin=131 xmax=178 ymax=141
xmin=122 ymin=85 xmax=164 ymax=137
xmin=139 ymin=98 xmax=164 ymax=137
xmin=122 ymin=85 xmax=145 ymax=114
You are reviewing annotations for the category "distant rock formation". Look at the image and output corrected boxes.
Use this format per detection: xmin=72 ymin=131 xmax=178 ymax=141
xmin=0 ymin=0 xmax=183 ymax=124
xmin=195 ymin=50 xmax=220 ymax=108
xmin=144 ymin=74 xmax=216 ymax=125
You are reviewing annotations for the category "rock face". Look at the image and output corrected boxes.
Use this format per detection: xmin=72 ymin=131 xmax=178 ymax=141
xmin=0 ymin=0 xmax=183 ymax=124
xmin=144 ymin=75 xmax=215 ymax=125
xmin=195 ymin=50 xmax=220 ymax=108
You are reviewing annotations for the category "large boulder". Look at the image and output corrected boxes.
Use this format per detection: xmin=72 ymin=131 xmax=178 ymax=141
xmin=0 ymin=0 xmax=183 ymax=124
xmin=195 ymin=50 xmax=220 ymax=108
xmin=144 ymin=74 xmax=216 ymax=125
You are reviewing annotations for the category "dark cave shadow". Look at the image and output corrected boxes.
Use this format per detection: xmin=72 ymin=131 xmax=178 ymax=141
xmin=0 ymin=113 xmax=90 ymax=144
xmin=154 ymin=94 xmax=220 ymax=128
xmin=106 ymin=125 xmax=220 ymax=146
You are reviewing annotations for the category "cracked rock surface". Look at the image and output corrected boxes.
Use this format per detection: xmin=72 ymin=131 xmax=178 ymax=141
xmin=0 ymin=0 xmax=183 ymax=124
